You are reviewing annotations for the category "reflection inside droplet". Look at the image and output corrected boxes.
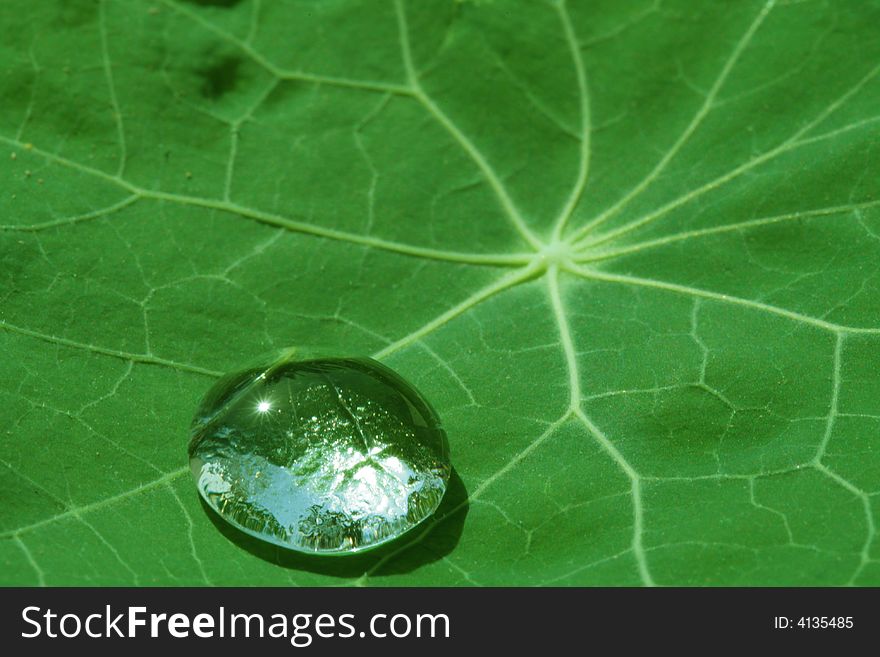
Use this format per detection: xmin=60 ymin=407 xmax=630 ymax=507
xmin=188 ymin=355 xmax=451 ymax=555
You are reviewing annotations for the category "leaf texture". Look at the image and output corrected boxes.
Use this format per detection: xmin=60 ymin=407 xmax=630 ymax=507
xmin=1 ymin=0 xmax=879 ymax=585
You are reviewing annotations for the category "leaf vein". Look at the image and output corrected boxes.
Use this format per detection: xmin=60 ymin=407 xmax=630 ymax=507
xmin=569 ymin=0 xmax=777 ymax=241
xmin=577 ymin=60 xmax=880 ymax=249
xmin=551 ymin=0 xmax=593 ymax=240
xmin=393 ymin=0 xmax=543 ymax=250
xmin=568 ymin=266 xmax=880 ymax=335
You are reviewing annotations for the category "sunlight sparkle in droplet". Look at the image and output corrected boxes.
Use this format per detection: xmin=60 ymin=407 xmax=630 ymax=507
xmin=188 ymin=356 xmax=450 ymax=554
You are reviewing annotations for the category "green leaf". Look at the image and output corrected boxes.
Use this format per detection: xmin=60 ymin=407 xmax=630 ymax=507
xmin=1 ymin=0 xmax=879 ymax=586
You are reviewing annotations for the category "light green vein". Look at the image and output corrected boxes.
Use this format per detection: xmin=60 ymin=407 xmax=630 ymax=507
xmin=393 ymin=0 xmax=544 ymax=251
xmin=575 ymin=199 xmax=880 ymax=262
xmin=0 ymin=195 xmax=140 ymax=232
xmin=547 ymin=267 xmax=582 ymax=407
xmin=166 ymin=481 xmax=213 ymax=585
xmin=356 ymin=414 xmax=571 ymax=585
xmin=374 ymin=262 xmax=542 ymax=359
xmin=0 ymin=320 xmax=223 ymax=376
xmin=487 ymin=48 xmax=580 ymax=142
xmin=567 ymin=265 xmax=880 ymax=335
xmin=551 ymin=0 xmax=593 ymax=241
xmin=158 ymin=0 xmax=411 ymax=97
xmin=78 ymin=515 xmax=140 ymax=585
xmin=577 ymin=59 xmax=880 ymax=249
xmin=98 ymin=0 xmax=127 ymax=177
xmin=1 ymin=135 xmax=137 ymax=191
xmin=0 ymin=467 xmax=189 ymax=539
xmin=224 ymin=79 xmax=279 ymax=202
xmin=813 ymin=463 xmax=875 ymax=586
xmin=13 ymin=536 xmax=45 ymax=586
xmin=568 ymin=0 xmax=777 ymax=242
xmin=0 ymin=135 xmax=531 ymax=267
xmin=813 ymin=333 xmax=843 ymax=464
xmin=548 ymin=266 xmax=655 ymax=586
xmin=141 ymin=190 xmax=535 ymax=267
xmin=245 ymin=0 xmax=261 ymax=44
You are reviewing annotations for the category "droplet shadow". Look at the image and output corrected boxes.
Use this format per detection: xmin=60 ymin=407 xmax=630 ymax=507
xmin=199 ymin=468 xmax=469 ymax=579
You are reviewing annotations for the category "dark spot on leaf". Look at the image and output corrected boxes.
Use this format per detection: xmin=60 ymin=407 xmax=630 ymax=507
xmin=197 ymin=55 xmax=242 ymax=99
xmin=51 ymin=0 xmax=97 ymax=27
xmin=180 ymin=0 xmax=243 ymax=7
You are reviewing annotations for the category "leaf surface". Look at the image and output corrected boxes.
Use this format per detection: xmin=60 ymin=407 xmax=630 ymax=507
xmin=2 ymin=0 xmax=879 ymax=585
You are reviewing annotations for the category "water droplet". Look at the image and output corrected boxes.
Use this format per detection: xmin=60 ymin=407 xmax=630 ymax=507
xmin=188 ymin=354 xmax=450 ymax=554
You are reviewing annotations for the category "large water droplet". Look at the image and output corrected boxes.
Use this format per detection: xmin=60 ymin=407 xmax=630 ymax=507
xmin=188 ymin=354 xmax=450 ymax=554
